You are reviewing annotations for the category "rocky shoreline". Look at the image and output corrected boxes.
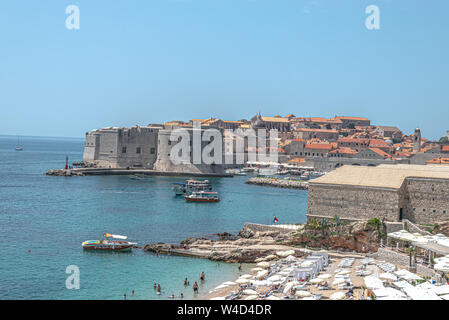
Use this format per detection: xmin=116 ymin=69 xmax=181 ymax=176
xmin=245 ymin=177 xmax=308 ymax=190
xmin=143 ymin=219 xmax=382 ymax=263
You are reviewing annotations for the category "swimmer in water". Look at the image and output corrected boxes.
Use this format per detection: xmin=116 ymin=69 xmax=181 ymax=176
xmin=200 ymin=272 xmax=205 ymax=281
xmin=193 ymin=282 xmax=199 ymax=294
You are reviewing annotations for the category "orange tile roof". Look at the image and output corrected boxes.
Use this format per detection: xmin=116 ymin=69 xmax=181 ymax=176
xmin=288 ymin=157 xmax=306 ymax=164
xmin=292 ymin=138 xmax=305 ymax=142
xmin=369 ymin=139 xmax=392 ymax=148
xmin=295 ymin=128 xmax=338 ymax=133
xmin=261 ymin=116 xmax=290 ymax=123
xmin=442 ymin=145 xmax=449 ymax=152
xmin=305 ymin=143 xmax=334 ymax=150
xmin=329 ymin=147 xmax=358 ymax=155
xmin=369 ymin=148 xmax=391 ymax=159
xmin=333 ymin=116 xmax=370 ymax=121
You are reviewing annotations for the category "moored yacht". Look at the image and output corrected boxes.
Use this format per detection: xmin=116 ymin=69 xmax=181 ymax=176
xmin=82 ymin=233 xmax=136 ymax=252
xmin=185 ymin=191 xmax=220 ymax=202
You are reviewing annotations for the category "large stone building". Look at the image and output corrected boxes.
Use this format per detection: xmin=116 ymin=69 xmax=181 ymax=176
xmin=307 ymin=164 xmax=449 ymax=224
xmin=83 ymin=125 xmax=227 ymax=174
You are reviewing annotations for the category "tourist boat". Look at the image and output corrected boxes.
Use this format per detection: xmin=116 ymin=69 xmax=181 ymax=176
xmin=185 ymin=191 xmax=220 ymax=202
xmin=173 ymin=179 xmax=212 ymax=196
xmin=82 ymin=233 xmax=136 ymax=252
xmin=15 ymin=136 xmax=23 ymax=151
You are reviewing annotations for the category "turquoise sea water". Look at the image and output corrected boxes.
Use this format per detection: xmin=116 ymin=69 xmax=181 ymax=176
xmin=0 ymin=135 xmax=308 ymax=300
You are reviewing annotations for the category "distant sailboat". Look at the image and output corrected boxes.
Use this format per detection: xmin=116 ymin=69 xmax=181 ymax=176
xmin=15 ymin=136 xmax=23 ymax=151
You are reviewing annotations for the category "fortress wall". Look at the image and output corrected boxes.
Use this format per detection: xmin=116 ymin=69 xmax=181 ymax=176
xmin=404 ymin=178 xmax=449 ymax=224
xmin=307 ymin=183 xmax=402 ymax=222
xmin=83 ymin=133 xmax=99 ymax=163
xmin=116 ymin=127 xmax=159 ymax=168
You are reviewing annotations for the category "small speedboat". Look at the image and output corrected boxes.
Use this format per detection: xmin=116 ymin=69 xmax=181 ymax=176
xmin=82 ymin=233 xmax=136 ymax=252
xmin=185 ymin=191 xmax=220 ymax=202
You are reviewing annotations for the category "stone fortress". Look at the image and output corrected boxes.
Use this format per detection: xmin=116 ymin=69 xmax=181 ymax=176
xmin=307 ymin=164 xmax=449 ymax=225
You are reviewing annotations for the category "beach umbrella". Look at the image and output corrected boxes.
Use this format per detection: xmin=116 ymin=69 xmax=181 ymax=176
xmin=434 ymin=263 xmax=449 ymax=273
xmin=243 ymin=289 xmax=258 ymax=295
xmin=264 ymin=254 xmax=277 ymax=261
xmin=337 ymin=270 xmax=351 ymax=275
xmin=267 ymin=275 xmax=282 ymax=282
xmin=251 ymin=267 xmax=264 ymax=273
xmin=309 ymin=278 xmax=324 ymax=284
xmin=380 ymin=273 xmax=398 ymax=282
xmin=239 ymin=274 xmax=253 ymax=279
xmin=295 ymin=290 xmax=312 ymax=297
xmin=222 ymin=281 xmax=236 ymax=286
xmin=245 ymin=295 xmax=259 ymax=300
xmin=256 ymin=270 xmax=268 ymax=279
xmin=330 ymin=292 xmax=346 ymax=300
xmin=332 ymin=278 xmax=345 ymax=286
xmin=285 ymin=255 xmax=296 ymax=262
xmin=318 ymin=274 xmax=332 ymax=279
xmin=236 ymin=278 xmax=250 ymax=284
xmin=257 ymin=261 xmax=271 ymax=268
xmin=283 ymin=281 xmax=298 ymax=294
xmin=265 ymin=295 xmax=281 ymax=300
xmin=277 ymin=250 xmax=295 ymax=257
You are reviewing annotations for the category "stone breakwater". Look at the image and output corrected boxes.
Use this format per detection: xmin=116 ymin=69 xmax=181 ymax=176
xmin=245 ymin=177 xmax=308 ymax=190
xmin=144 ymin=224 xmax=305 ymax=263
xmin=45 ymin=168 xmax=232 ymax=177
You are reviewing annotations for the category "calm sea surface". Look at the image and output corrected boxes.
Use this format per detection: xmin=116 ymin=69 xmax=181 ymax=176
xmin=0 ymin=135 xmax=308 ymax=299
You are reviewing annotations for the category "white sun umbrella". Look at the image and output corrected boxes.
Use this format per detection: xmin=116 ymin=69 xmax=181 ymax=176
xmin=256 ymin=270 xmax=268 ymax=280
xmin=257 ymin=261 xmax=271 ymax=268
xmin=239 ymin=274 xmax=253 ymax=279
xmin=277 ymin=250 xmax=295 ymax=257
xmin=380 ymin=273 xmax=398 ymax=282
xmin=309 ymin=278 xmax=324 ymax=285
xmin=243 ymin=289 xmax=258 ymax=295
xmin=434 ymin=263 xmax=449 ymax=273
xmin=265 ymin=295 xmax=281 ymax=300
xmin=330 ymin=292 xmax=346 ymax=300
xmin=364 ymin=276 xmax=384 ymax=289
xmin=251 ymin=267 xmax=264 ymax=273
xmin=267 ymin=275 xmax=283 ymax=282
xmin=245 ymin=295 xmax=259 ymax=300
xmin=295 ymin=290 xmax=312 ymax=297
xmin=332 ymin=278 xmax=345 ymax=286
xmin=337 ymin=270 xmax=351 ymax=275
xmin=264 ymin=254 xmax=277 ymax=261
xmin=236 ymin=278 xmax=250 ymax=284
xmin=222 ymin=281 xmax=236 ymax=286
xmin=434 ymin=257 xmax=449 ymax=264
xmin=318 ymin=274 xmax=332 ymax=279
xmin=285 ymin=255 xmax=296 ymax=262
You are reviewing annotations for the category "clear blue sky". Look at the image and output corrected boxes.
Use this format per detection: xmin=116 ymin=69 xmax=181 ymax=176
xmin=0 ymin=0 xmax=448 ymax=139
